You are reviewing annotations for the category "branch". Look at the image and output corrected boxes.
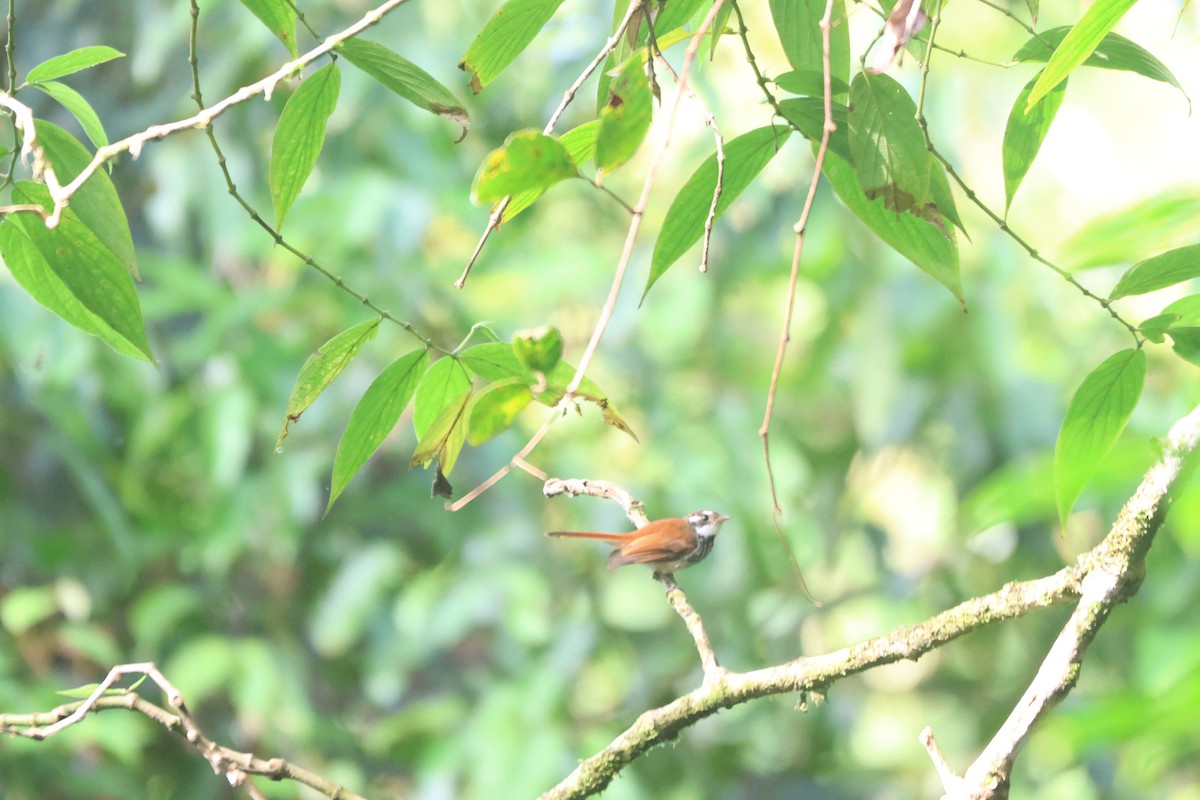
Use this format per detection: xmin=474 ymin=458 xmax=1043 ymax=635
xmin=0 ymin=0 xmax=412 ymax=227
xmin=924 ymin=403 xmax=1200 ymax=799
xmin=0 ymin=662 xmax=367 ymax=800
xmin=541 ymin=403 xmax=1200 ymax=800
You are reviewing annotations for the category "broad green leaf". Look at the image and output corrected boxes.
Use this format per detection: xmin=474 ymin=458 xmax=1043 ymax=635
xmin=709 ymin=1 xmax=735 ymax=59
xmin=1002 ymin=71 xmax=1067 ymax=213
xmin=327 ymin=349 xmax=428 ymax=513
xmin=822 ymin=150 xmax=963 ymax=303
xmin=270 ymin=63 xmax=340 ymax=230
xmin=1015 ymin=27 xmax=1188 ymax=106
xmin=0 ymin=221 xmax=144 ymax=359
xmin=459 ymin=0 xmax=568 ymax=93
xmin=595 ymin=56 xmax=653 ymax=175
xmin=472 ymin=130 xmax=578 ymax=205
xmin=238 ymin=0 xmax=297 ymax=57
xmin=647 ymin=125 xmax=791 ymax=300
xmin=1025 ymin=0 xmax=1141 ymax=109
xmin=512 ymin=325 xmax=563 ymax=373
xmin=1061 ymin=194 xmax=1200 ymax=270
xmin=466 ymin=380 xmax=533 ymax=446
xmin=25 ymin=46 xmax=123 ymax=83
xmin=1138 ymin=313 xmax=1180 ymax=344
xmin=653 ymin=0 xmax=709 ymax=34
xmin=1158 ymin=296 xmax=1200 ymax=366
xmin=769 ymin=0 xmax=850 ymax=87
xmin=29 ymin=81 xmax=108 ymax=148
xmin=411 ymin=389 xmax=472 ymax=474
xmin=460 ymin=342 xmax=638 ymax=440
xmin=413 ymin=358 xmax=472 ymax=438
xmin=8 ymin=182 xmax=154 ymax=361
xmin=34 ymin=121 xmax=137 ymax=279
xmin=848 ymin=72 xmax=938 ymax=221
xmin=502 ymin=121 xmax=599 ymax=222
xmin=1109 ymin=244 xmax=1200 ymax=300
xmin=778 ymin=97 xmax=851 ymax=163
xmin=1054 ymin=348 xmax=1146 ymax=526
xmin=773 ymin=70 xmax=851 ymax=98
xmin=338 ymin=38 xmax=470 ymax=137
xmin=277 ymin=318 xmax=381 ymax=446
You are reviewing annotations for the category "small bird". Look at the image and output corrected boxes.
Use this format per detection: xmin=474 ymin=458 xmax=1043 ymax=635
xmin=546 ymin=510 xmax=730 ymax=582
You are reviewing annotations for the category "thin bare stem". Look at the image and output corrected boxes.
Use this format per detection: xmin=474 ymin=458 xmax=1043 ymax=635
xmin=751 ymin=0 xmax=836 ymax=605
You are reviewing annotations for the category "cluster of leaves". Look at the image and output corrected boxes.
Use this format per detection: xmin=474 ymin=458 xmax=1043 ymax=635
xmin=1 ymin=0 xmax=1196 ymax=526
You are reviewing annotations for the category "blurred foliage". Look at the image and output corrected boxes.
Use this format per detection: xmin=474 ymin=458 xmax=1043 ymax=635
xmin=2 ymin=1 xmax=1200 ymax=799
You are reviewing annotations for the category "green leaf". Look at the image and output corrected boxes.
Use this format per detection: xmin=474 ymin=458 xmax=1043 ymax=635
xmin=0 ymin=221 xmax=145 ymax=359
xmin=276 ymin=318 xmax=381 ymax=446
xmin=7 ymin=182 xmax=154 ymax=361
xmin=709 ymin=1 xmax=735 ymax=59
xmin=595 ymin=56 xmax=653 ymax=175
xmin=769 ymin=0 xmax=850 ymax=87
xmin=413 ymin=358 xmax=472 ymax=439
xmin=512 ymin=325 xmax=564 ymax=373
xmin=1158 ymin=296 xmax=1200 ymax=366
xmin=472 ymin=130 xmax=579 ymax=205
xmin=237 ymin=0 xmax=297 ymax=57
xmin=1025 ymin=0 xmax=1141 ymax=109
xmin=270 ymin=63 xmax=341 ymax=230
xmin=1002 ymin=71 xmax=1067 ymax=213
xmin=1109 ymin=244 xmax=1200 ymax=300
xmin=773 ymin=70 xmax=851 ymax=98
xmin=1138 ymin=313 xmax=1179 ymax=344
xmin=1060 ymin=193 xmax=1200 ymax=271
xmin=338 ymin=38 xmax=470 ymax=137
xmin=327 ymin=349 xmax=428 ymax=513
xmin=34 ymin=121 xmax=137 ymax=279
xmin=466 ymin=379 xmax=533 ymax=446
xmin=778 ymin=97 xmax=851 ymax=163
xmin=653 ymin=0 xmax=709 ymax=34
xmin=459 ymin=0 xmax=568 ymax=93
xmin=502 ymin=121 xmax=599 ymax=222
xmin=411 ymin=389 xmax=472 ymax=474
xmin=1054 ymin=348 xmax=1146 ymax=526
xmin=29 ymin=81 xmax=109 ymax=149
xmin=1025 ymin=0 xmax=1039 ymax=24
xmin=25 ymin=46 xmax=124 ymax=83
xmin=848 ymin=72 xmax=939 ymax=221
xmin=822 ymin=150 xmax=963 ymax=303
xmin=1015 ymin=27 xmax=1189 ymax=107
xmin=648 ymin=125 xmax=791 ymax=300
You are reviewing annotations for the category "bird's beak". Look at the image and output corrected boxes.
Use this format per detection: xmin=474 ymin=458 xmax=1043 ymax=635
xmin=718 ymin=514 xmax=731 ymax=522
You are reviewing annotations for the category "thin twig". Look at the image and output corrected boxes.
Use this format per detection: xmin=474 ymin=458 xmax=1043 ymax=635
xmin=456 ymin=0 xmax=645 ymax=289
xmin=5 ymin=0 xmax=412 ymax=228
xmin=187 ymin=0 xmax=444 ymax=353
xmin=752 ymin=0 xmax=837 ymax=604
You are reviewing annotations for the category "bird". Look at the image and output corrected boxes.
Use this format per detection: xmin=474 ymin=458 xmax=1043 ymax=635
xmin=546 ymin=510 xmax=730 ymax=584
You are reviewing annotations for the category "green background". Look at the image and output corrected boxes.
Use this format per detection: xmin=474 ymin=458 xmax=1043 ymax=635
xmin=2 ymin=1 xmax=1199 ymax=798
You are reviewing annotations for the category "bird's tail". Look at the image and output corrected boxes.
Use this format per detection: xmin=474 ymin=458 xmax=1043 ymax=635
xmin=545 ymin=530 xmax=630 ymax=542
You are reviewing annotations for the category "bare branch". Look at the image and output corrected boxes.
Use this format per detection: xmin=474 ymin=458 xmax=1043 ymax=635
xmin=0 ymin=662 xmax=367 ymax=800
